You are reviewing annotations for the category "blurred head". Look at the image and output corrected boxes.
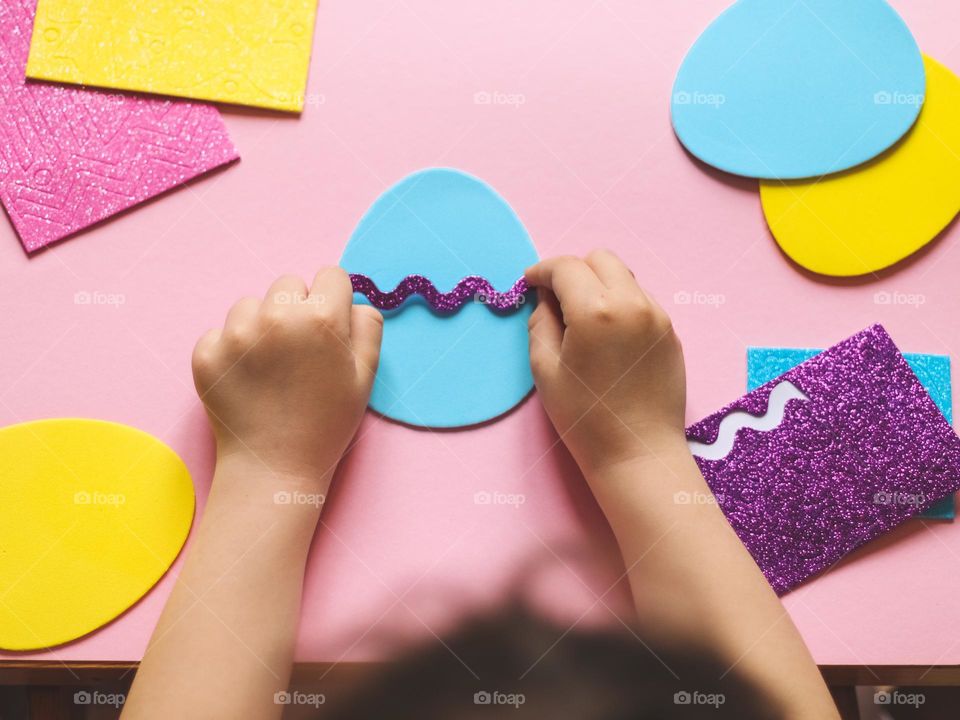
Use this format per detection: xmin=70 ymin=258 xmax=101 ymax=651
xmin=322 ymin=603 xmax=781 ymax=719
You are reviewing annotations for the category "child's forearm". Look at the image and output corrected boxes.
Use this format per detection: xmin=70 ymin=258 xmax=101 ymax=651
xmin=122 ymin=269 xmax=379 ymax=719
xmin=586 ymin=432 xmax=839 ymax=720
xmin=122 ymin=460 xmax=325 ymax=720
xmin=523 ymin=253 xmax=837 ymax=717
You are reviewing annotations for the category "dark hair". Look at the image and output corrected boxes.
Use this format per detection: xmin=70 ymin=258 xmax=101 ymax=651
xmin=321 ymin=603 xmax=782 ymax=719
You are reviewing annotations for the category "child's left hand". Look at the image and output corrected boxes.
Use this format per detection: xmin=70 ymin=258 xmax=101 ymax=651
xmin=192 ymin=268 xmax=383 ymax=487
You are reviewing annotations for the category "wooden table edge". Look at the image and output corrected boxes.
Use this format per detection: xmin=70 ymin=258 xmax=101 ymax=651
xmin=3 ymin=661 xmax=960 ymax=686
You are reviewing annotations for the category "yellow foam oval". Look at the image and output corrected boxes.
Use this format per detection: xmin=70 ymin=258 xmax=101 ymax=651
xmin=0 ymin=419 xmax=194 ymax=650
xmin=760 ymin=55 xmax=960 ymax=277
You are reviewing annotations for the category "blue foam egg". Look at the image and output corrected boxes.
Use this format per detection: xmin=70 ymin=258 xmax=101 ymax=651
xmin=341 ymin=168 xmax=539 ymax=428
xmin=671 ymin=0 xmax=925 ymax=179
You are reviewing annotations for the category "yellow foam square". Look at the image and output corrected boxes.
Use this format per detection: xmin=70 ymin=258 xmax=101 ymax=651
xmin=26 ymin=0 xmax=318 ymax=112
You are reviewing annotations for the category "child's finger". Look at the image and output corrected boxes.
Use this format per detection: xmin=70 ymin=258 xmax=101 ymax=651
xmin=264 ymin=274 xmax=308 ymax=307
xmin=528 ymin=288 xmax=563 ymax=373
xmin=192 ymin=328 xmax=221 ymax=366
xmin=224 ymin=297 xmax=260 ymax=334
xmin=310 ymin=266 xmax=352 ymax=306
xmin=310 ymin=267 xmax=353 ymax=331
xmin=584 ymin=249 xmax=637 ymax=290
xmin=350 ymin=305 xmax=383 ymax=381
xmin=525 ymin=256 xmax=604 ymax=317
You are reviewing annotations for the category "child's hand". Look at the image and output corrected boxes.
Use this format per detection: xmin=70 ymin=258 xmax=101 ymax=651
xmin=525 ymin=251 xmax=686 ymax=475
xmin=524 ymin=253 xmax=838 ymax=720
xmin=129 ymin=270 xmax=382 ymax=719
xmin=192 ymin=268 xmax=382 ymax=486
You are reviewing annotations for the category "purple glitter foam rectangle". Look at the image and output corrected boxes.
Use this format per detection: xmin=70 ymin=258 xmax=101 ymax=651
xmin=686 ymin=324 xmax=960 ymax=595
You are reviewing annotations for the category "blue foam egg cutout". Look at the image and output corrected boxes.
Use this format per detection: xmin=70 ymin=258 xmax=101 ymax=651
xmin=341 ymin=168 xmax=539 ymax=428
xmin=671 ymin=0 xmax=925 ymax=179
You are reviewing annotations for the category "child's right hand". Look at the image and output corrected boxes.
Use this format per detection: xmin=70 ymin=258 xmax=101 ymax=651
xmin=525 ymin=251 xmax=687 ymax=476
xmin=526 ymin=252 xmax=839 ymax=720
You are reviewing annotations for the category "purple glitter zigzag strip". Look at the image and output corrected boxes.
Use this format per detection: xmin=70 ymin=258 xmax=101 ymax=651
xmin=686 ymin=324 xmax=960 ymax=595
xmin=349 ymin=274 xmax=531 ymax=313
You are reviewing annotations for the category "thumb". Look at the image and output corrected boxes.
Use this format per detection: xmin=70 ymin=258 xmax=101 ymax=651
xmin=528 ymin=288 xmax=564 ymax=378
xmin=351 ymin=304 xmax=384 ymax=384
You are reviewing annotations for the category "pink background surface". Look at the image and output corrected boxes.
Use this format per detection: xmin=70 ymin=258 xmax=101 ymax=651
xmin=4 ymin=0 xmax=960 ymax=668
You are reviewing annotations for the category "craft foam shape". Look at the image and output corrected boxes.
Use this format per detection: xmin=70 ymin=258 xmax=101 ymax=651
xmin=0 ymin=0 xmax=238 ymax=253
xmin=760 ymin=55 xmax=960 ymax=276
xmin=350 ymin=274 xmax=531 ymax=313
xmin=26 ymin=0 xmax=317 ymax=112
xmin=0 ymin=419 xmax=194 ymax=650
xmin=671 ymin=0 xmax=924 ymax=179
xmin=341 ymin=168 xmax=538 ymax=428
xmin=686 ymin=325 xmax=960 ymax=594
xmin=748 ymin=347 xmax=955 ymax=520
xmin=688 ymin=381 xmax=809 ymax=461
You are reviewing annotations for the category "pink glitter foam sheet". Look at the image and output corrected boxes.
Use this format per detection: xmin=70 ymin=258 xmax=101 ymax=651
xmin=686 ymin=325 xmax=960 ymax=595
xmin=0 ymin=0 xmax=238 ymax=253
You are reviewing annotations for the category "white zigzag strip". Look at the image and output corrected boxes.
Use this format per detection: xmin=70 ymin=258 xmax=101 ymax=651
xmin=688 ymin=381 xmax=809 ymax=461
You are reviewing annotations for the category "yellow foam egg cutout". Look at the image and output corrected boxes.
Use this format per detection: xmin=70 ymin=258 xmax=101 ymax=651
xmin=0 ymin=419 xmax=194 ymax=650
xmin=761 ymin=55 xmax=960 ymax=276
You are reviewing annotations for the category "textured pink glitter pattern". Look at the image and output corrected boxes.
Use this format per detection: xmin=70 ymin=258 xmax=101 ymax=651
xmin=0 ymin=0 xmax=238 ymax=253
xmin=687 ymin=325 xmax=960 ymax=595
xmin=350 ymin=274 xmax=530 ymax=313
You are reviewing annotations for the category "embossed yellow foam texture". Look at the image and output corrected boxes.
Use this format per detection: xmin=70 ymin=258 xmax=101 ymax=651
xmin=26 ymin=0 xmax=318 ymax=112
